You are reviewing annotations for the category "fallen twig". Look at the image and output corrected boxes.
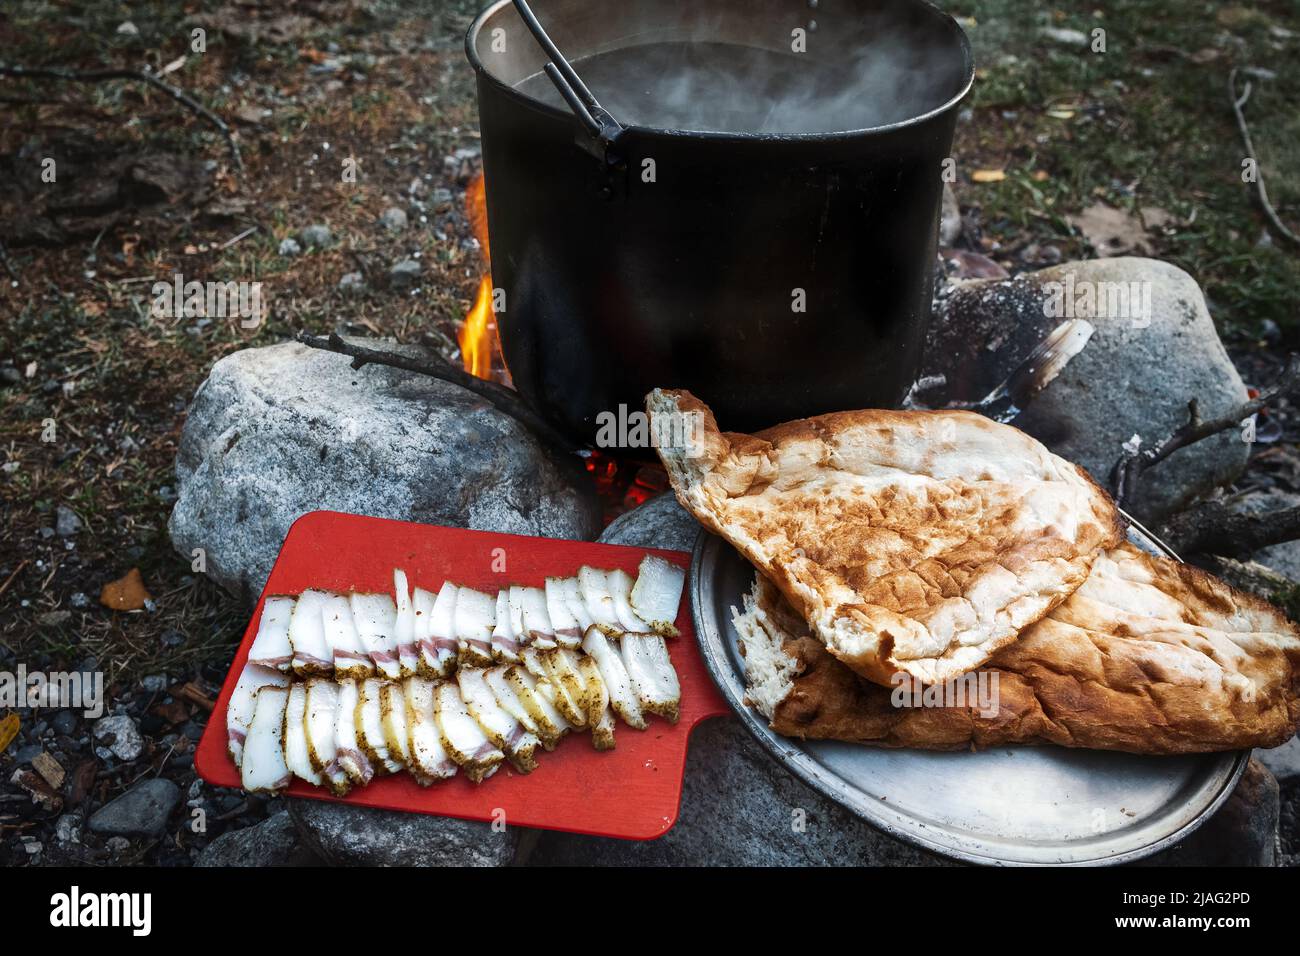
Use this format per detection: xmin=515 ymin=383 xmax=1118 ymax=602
xmin=1228 ymin=68 xmax=1299 ymax=248
xmin=175 ymin=681 xmax=216 ymax=713
xmin=0 ymin=561 xmax=29 ymax=599
xmin=0 ymin=63 xmax=243 ymax=171
xmin=220 ymin=225 xmax=258 ymax=249
xmin=1111 ymin=353 xmax=1300 ymax=506
xmin=295 ymin=332 xmax=578 ymax=454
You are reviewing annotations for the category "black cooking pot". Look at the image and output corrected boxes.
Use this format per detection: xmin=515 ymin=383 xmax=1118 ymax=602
xmin=466 ymin=0 xmax=973 ymax=447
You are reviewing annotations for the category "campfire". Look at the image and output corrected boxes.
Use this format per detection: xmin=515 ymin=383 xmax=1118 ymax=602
xmin=455 ymin=170 xmax=666 ymax=522
xmin=458 ymin=173 xmax=507 ymax=385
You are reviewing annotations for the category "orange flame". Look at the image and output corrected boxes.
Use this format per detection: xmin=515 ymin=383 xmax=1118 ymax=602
xmin=458 ymin=172 xmax=502 ymax=381
xmin=466 ymin=172 xmax=490 ymax=258
xmin=459 ymin=275 xmax=495 ymax=380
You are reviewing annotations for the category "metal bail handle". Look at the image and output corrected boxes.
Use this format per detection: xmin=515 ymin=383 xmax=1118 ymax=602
xmin=511 ymin=0 xmax=624 ymax=165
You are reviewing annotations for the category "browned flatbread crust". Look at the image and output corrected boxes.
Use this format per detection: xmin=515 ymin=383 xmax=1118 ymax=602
xmin=651 ymin=388 xmax=1125 ymax=686
xmin=736 ymin=546 xmax=1300 ymax=754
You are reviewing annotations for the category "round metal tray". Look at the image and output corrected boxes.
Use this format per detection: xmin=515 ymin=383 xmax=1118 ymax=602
xmin=689 ymin=523 xmax=1249 ymax=866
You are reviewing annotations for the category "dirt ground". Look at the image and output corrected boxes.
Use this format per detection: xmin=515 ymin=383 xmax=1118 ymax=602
xmin=1 ymin=0 xmax=1297 ymax=865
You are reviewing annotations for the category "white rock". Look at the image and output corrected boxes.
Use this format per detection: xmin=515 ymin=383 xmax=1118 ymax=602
xmin=93 ymin=714 xmax=144 ymax=762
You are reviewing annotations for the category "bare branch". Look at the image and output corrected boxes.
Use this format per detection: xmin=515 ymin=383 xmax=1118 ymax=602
xmin=295 ymin=332 xmax=579 ymax=454
xmin=1112 ymin=353 xmax=1300 ymax=506
xmin=0 ymin=63 xmax=243 ymax=171
xmin=1228 ymin=68 xmax=1299 ymax=248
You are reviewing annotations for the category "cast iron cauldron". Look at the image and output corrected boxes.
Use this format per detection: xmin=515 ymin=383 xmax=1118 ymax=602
xmin=466 ymin=0 xmax=973 ymax=447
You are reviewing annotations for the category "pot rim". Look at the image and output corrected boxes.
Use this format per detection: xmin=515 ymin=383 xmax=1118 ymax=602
xmin=464 ymin=0 xmax=975 ymax=143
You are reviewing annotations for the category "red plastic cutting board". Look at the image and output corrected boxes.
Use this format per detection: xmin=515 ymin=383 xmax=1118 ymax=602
xmin=195 ymin=510 xmax=729 ymax=840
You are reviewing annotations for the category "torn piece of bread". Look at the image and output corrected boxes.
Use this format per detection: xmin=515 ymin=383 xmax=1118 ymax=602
xmin=651 ymin=388 xmax=1124 ymax=686
xmin=734 ymin=546 xmax=1300 ymax=755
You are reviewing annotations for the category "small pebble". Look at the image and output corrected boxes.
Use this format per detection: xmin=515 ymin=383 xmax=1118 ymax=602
xmin=51 ymin=711 xmax=78 ymax=736
xmin=379 ymin=206 xmax=408 ymax=232
xmin=278 ymin=237 xmax=302 ymax=257
xmin=388 ymin=258 xmax=421 ymax=290
xmin=93 ymin=714 xmax=144 ymax=762
xmin=55 ymin=814 xmax=83 ymax=845
xmin=298 ymin=224 xmax=332 ymax=248
xmin=55 ymin=504 xmax=81 ymax=535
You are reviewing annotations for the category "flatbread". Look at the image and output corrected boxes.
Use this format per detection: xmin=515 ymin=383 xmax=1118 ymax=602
xmin=734 ymin=545 xmax=1300 ymax=754
xmin=650 ymin=388 xmax=1124 ymax=685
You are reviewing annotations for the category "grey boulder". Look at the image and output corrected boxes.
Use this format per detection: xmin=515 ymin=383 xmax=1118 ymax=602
xmin=88 ymin=779 xmax=181 ymax=838
xmin=289 ymin=799 xmax=517 ymax=866
xmin=599 ymin=490 xmax=701 ymax=553
xmin=529 ymin=492 xmax=946 ymax=866
xmin=925 ymin=257 xmax=1250 ymax=522
xmin=530 ymin=716 xmax=947 ymax=866
xmin=197 ymin=811 xmax=321 ymax=866
xmin=168 ymin=340 xmax=600 ymax=601
xmin=1258 ymin=735 xmax=1300 ymax=784
xmin=1142 ymin=758 xmax=1279 ymax=867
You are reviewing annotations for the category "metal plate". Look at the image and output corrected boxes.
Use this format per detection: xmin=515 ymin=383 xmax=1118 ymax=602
xmin=689 ymin=525 xmax=1249 ymax=866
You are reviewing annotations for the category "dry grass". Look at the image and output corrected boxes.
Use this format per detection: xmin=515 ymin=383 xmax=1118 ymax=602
xmin=0 ymin=0 xmax=488 ymax=685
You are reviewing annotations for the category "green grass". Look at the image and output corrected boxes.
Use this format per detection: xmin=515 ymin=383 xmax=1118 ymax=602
xmin=947 ymin=0 xmax=1300 ymax=338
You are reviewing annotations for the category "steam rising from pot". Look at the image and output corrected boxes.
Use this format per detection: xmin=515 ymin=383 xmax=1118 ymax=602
xmin=513 ymin=18 xmax=964 ymax=135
